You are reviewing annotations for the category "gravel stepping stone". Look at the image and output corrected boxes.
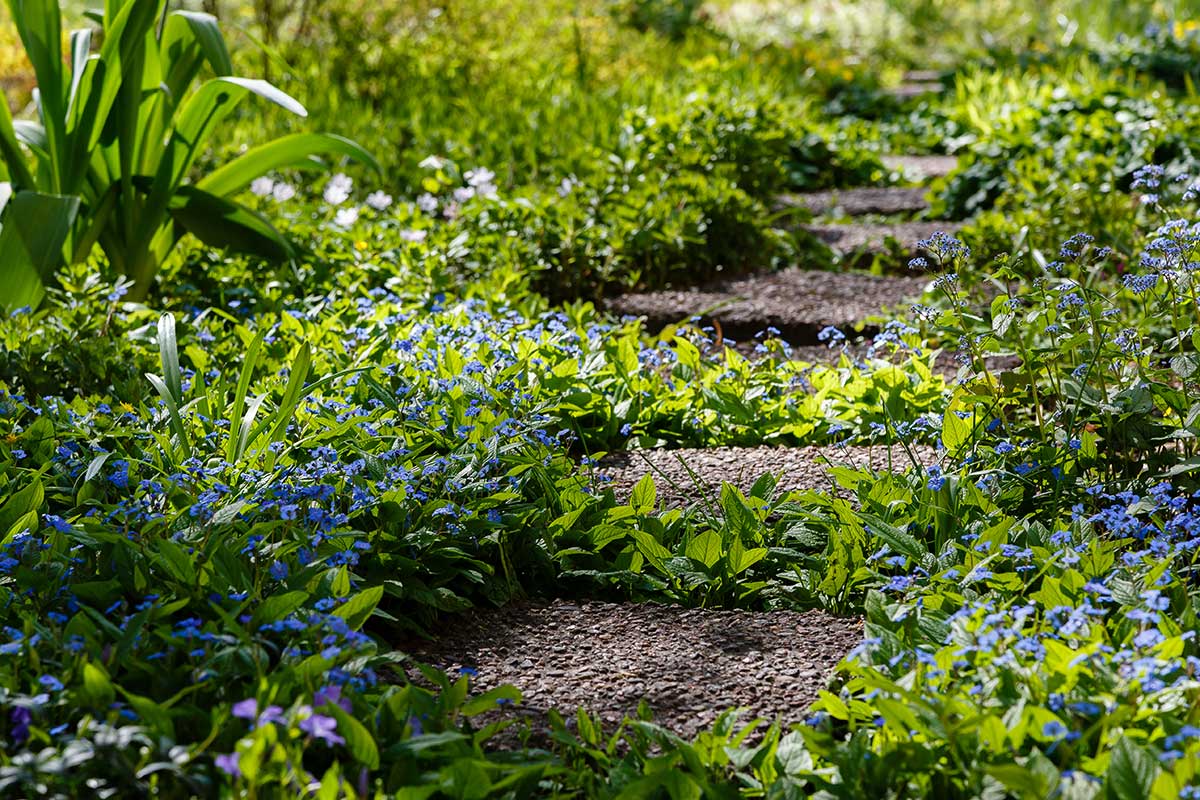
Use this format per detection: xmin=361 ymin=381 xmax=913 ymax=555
xmin=608 ymin=269 xmax=928 ymax=343
xmin=781 ymin=186 xmax=930 ymax=217
xmin=882 ymin=154 xmax=958 ymax=181
xmin=804 ymin=220 xmax=965 ymax=270
xmin=408 ymin=599 xmax=862 ymax=740
xmin=903 ymin=69 xmax=944 ymax=83
xmin=887 ymin=81 xmax=943 ymax=100
xmin=596 ymin=445 xmax=933 ymax=508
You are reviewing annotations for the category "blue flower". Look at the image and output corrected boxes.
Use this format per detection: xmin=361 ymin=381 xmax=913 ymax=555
xmin=299 ymin=713 xmax=344 ymax=746
xmin=37 ymin=675 xmax=63 ymax=692
xmin=215 ymin=752 xmax=241 ymax=778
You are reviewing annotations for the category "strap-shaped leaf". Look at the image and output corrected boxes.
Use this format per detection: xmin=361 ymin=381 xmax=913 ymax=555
xmin=226 ymin=326 xmax=265 ymax=462
xmin=173 ymin=11 xmax=233 ymax=76
xmin=0 ymin=190 xmax=80 ymax=312
xmin=198 ymin=133 xmax=380 ymax=197
xmin=167 ymin=185 xmax=295 ymax=261
xmin=0 ymin=79 xmax=37 ymax=190
xmin=63 ymin=0 xmax=162 ymax=190
xmin=156 ymin=312 xmax=183 ymax=406
xmin=144 ymin=77 xmax=307 ymax=236
xmin=65 ymin=28 xmax=93 ymax=121
xmin=6 ymin=0 xmax=66 ymax=172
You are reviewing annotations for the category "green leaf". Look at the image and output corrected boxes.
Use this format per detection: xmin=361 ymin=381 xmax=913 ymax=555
xmin=985 ymin=763 xmax=1053 ymax=798
xmin=685 ymin=528 xmax=722 ymax=568
xmin=861 ymin=514 xmax=927 ymax=561
xmin=332 ymin=586 xmax=384 ymax=631
xmin=1104 ymin=737 xmax=1159 ymax=800
xmin=168 ymin=186 xmax=295 ymax=261
xmin=173 ymin=10 xmax=233 ymax=76
xmin=226 ymin=327 xmax=266 ymax=462
xmin=146 ymin=373 xmax=191 ymax=453
xmin=6 ymin=0 xmax=66 ymax=168
xmin=461 ymin=685 xmax=522 ymax=716
xmin=324 ymin=705 xmax=380 ymax=769
xmin=158 ymin=77 xmax=305 ymax=195
xmin=0 ymin=190 xmax=80 ymax=311
xmin=155 ymin=538 xmax=196 ymax=585
xmin=199 ymin=133 xmax=380 ymax=197
xmin=630 ymin=473 xmax=656 ymax=511
xmin=117 ymin=686 xmax=175 ymax=739
xmin=267 ymin=342 xmax=311 ymax=446
xmin=0 ymin=86 xmax=36 ymax=189
xmin=0 ymin=477 xmax=44 ymax=544
xmin=251 ymin=590 xmax=309 ymax=627
xmin=81 ymin=661 xmax=115 ymax=708
xmin=941 ymin=405 xmax=972 ymax=451
xmin=156 ymin=312 xmax=183 ymax=405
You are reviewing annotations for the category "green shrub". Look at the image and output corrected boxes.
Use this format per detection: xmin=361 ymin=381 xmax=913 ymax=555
xmin=0 ymin=0 xmax=376 ymax=309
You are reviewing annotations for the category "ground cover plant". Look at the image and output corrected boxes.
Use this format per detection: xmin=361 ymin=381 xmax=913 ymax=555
xmin=4 ymin=0 xmax=1200 ymax=797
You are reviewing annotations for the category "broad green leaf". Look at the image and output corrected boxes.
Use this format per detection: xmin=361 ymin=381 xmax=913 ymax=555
xmin=685 ymin=528 xmax=722 ymax=568
xmin=156 ymin=538 xmax=196 ymax=585
xmin=630 ymin=473 xmax=656 ymax=511
xmin=941 ymin=405 xmax=972 ymax=451
xmin=461 ymin=685 xmax=522 ymax=717
xmin=0 ymin=190 xmax=80 ymax=311
xmin=324 ymin=705 xmax=380 ymax=769
xmin=1104 ymin=737 xmax=1159 ymax=800
xmin=199 ymin=133 xmax=380 ymax=197
xmin=81 ymin=661 xmax=115 ymax=708
xmin=117 ymin=686 xmax=175 ymax=739
xmin=252 ymin=590 xmax=310 ymax=627
xmin=167 ymin=186 xmax=295 ymax=261
xmin=0 ymin=476 xmax=44 ymax=542
xmin=332 ymin=586 xmax=384 ymax=631
xmin=861 ymin=513 xmax=927 ymax=561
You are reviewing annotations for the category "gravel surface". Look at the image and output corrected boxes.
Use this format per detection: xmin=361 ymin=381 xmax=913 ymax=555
xmin=408 ymin=600 xmax=862 ymax=740
xmin=903 ymin=69 xmax=944 ymax=83
xmin=881 ymin=154 xmax=959 ymax=181
xmin=804 ymin=221 xmax=965 ymax=269
xmin=607 ymin=268 xmax=929 ymax=343
xmin=780 ymin=186 xmax=930 ymax=217
xmin=887 ymin=81 xmax=944 ymax=100
xmin=597 ymin=445 xmax=933 ymax=508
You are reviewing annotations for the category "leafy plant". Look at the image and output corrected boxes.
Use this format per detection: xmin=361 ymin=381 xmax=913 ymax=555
xmin=0 ymin=0 xmax=377 ymax=310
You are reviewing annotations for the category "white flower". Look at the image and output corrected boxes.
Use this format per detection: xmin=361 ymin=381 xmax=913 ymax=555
xmin=474 ymin=181 xmax=498 ymax=200
xmin=250 ymin=177 xmax=274 ymax=197
xmin=558 ymin=176 xmax=578 ymax=197
xmin=452 ymin=186 xmax=476 ymax=203
xmin=418 ymin=155 xmax=447 ymax=170
xmin=334 ymin=207 xmax=359 ymax=227
xmin=366 ymin=190 xmax=393 ymax=211
xmin=400 ymin=229 xmax=427 ymax=243
xmin=464 ymin=167 xmax=495 ymax=187
xmin=272 ymin=182 xmax=296 ymax=202
xmin=324 ymin=173 xmax=353 ymax=205
xmin=416 ymin=193 xmax=438 ymax=213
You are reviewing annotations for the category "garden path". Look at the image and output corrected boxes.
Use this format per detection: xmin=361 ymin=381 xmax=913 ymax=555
xmin=409 ymin=600 xmax=861 ymax=742
xmin=418 ymin=143 xmax=961 ymax=743
xmin=596 ymin=444 xmax=934 ymax=508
